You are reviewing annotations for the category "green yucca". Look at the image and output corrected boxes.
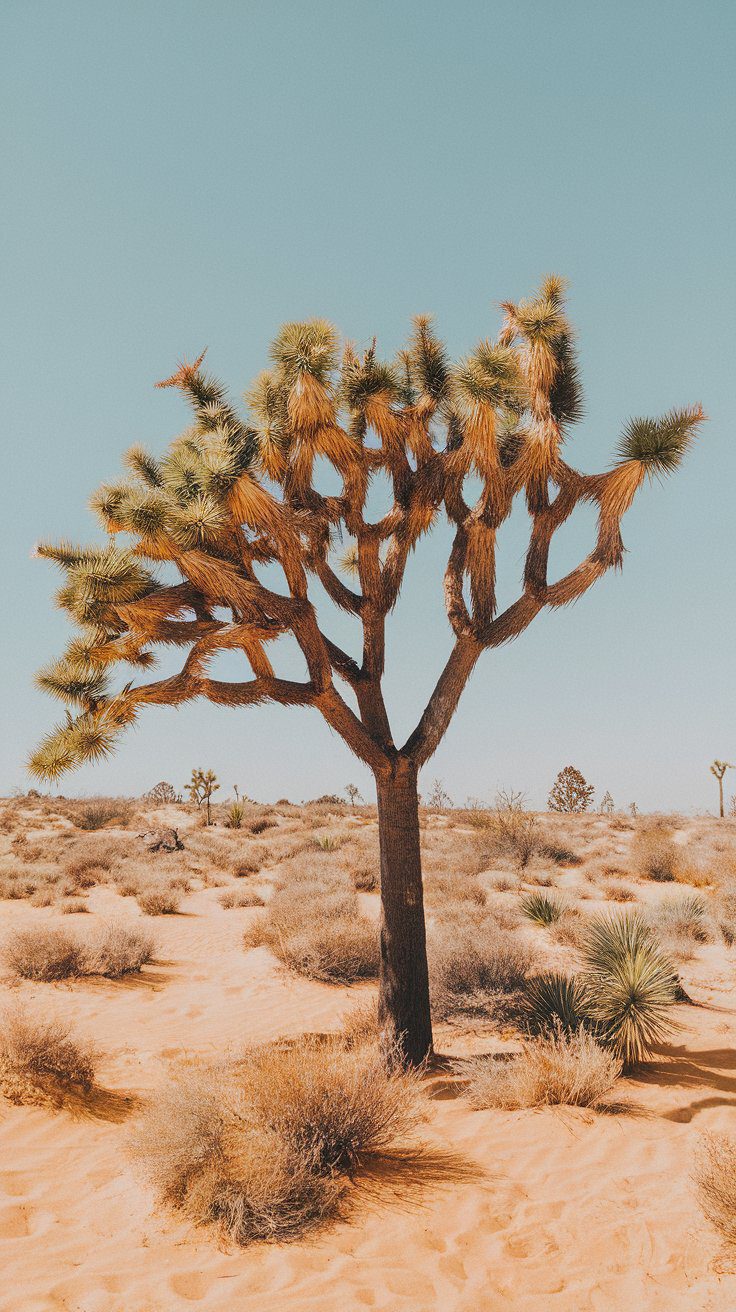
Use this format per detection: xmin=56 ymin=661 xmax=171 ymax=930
xmin=582 ymin=912 xmax=678 ymax=1066
xmin=524 ymin=971 xmax=591 ymax=1034
xmin=520 ymin=890 xmax=564 ymax=926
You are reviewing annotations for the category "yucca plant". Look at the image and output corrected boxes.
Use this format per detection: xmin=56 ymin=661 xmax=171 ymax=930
xmin=225 ymin=800 xmax=245 ymax=829
xmin=520 ymin=890 xmax=563 ymax=925
xmin=581 ymin=912 xmax=678 ymax=1066
xmin=524 ymin=971 xmax=591 ymax=1034
xmin=29 ymin=279 xmax=702 ymax=1066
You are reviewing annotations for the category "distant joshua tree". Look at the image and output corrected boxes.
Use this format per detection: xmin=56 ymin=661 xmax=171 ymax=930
xmin=548 ymin=766 xmax=595 ymax=814
xmin=599 ymin=790 xmax=615 ymax=815
xmin=710 ymin=760 xmax=734 ymax=819
xmin=187 ymin=768 xmax=219 ymax=825
xmin=28 ymin=278 xmax=702 ymax=1065
xmin=629 ymin=802 xmax=639 ymax=818
xmin=344 ymin=783 xmax=363 ymax=807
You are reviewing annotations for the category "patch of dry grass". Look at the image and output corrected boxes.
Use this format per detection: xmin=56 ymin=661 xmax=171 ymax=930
xmin=219 ymin=887 xmax=265 ymax=909
xmin=458 ymin=1028 xmax=621 ymax=1109
xmin=428 ymin=907 xmax=536 ymax=1019
xmin=3 ymin=921 xmax=155 ymax=981
xmin=245 ymin=869 xmax=378 ymax=983
xmin=137 ymin=886 xmax=182 ymax=916
xmin=696 ymin=1133 xmax=736 ymax=1245
xmin=0 ymin=1007 xmax=99 ymax=1105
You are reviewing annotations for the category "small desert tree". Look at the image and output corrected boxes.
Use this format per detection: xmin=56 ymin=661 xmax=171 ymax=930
xmin=145 ymin=780 xmax=179 ymax=804
xmin=710 ymin=760 xmax=734 ymax=820
xmin=28 ymin=278 xmax=702 ymax=1065
xmin=187 ymin=767 xmax=219 ymax=825
xmin=599 ymin=790 xmax=615 ymax=815
xmin=548 ymin=766 xmax=595 ymax=813
xmin=345 ymin=783 xmax=363 ymax=807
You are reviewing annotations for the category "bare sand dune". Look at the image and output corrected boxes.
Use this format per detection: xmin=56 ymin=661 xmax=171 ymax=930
xmin=1 ymin=803 xmax=735 ymax=1310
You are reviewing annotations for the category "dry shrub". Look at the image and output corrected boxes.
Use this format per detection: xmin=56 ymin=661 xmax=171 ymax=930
xmin=246 ymin=873 xmax=378 ymax=983
xmin=232 ymin=851 xmax=266 ymax=878
xmin=428 ymin=908 xmax=535 ymax=1019
xmin=632 ymin=824 xmax=681 ymax=882
xmin=696 ymin=1133 xmax=736 ymax=1245
xmin=459 ymin=1028 xmax=621 ymax=1109
xmin=137 ymin=886 xmax=182 ymax=916
xmin=87 ymin=922 xmax=155 ymax=977
xmin=131 ymin=1040 xmax=422 ymax=1245
xmin=715 ymin=884 xmax=736 ymax=946
xmin=340 ymin=998 xmax=380 ymax=1049
xmin=3 ymin=921 xmax=155 ymax=981
xmin=29 ymin=887 xmax=56 ymax=908
xmin=249 ymin=817 xmax=277 ymax=835
xmin=219 ymin=887 xmax=265 ymax=909
xmin=238 ymin=1040 xmax=423 ymax=1173
xmin=649 ymin=893 xmax=713 ymax=946
xmin=549 ymin=906 xmax=588 ymax=949
xmin=424 ymin=871 xmax=486 ymax=909
xmin=69 ymin=798 xmax=134 ymax=830
xmin=3 ymin=926 xmax=87 ymax=980
xmin=602 ymin=879 xmax=637 ymax=903
xmin=0 ymin=1007 xmax=98 ymax=1104
xmin=61 ymin=898 xmax=89 ymax=914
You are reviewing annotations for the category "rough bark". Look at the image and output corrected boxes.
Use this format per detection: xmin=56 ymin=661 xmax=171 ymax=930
xmin=376 ymin=761 xmax=433 ymax=1065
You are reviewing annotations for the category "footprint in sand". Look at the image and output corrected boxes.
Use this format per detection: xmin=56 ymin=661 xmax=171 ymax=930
xmin=168 ymin=1271 xmax=215 ymax=1301
xmin=0 ymin=1204 xmax=33 ymax=1239
xmin=0 ymin=1172 xmax=33 ymax=1199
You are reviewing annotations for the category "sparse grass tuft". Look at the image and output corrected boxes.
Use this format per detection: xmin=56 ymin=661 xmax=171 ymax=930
xmin=219 ymin=887 xmax=265 ymax=909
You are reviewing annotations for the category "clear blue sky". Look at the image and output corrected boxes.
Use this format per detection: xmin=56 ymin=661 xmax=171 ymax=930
xmin=2 ymin=1 xmax=733 ymax=811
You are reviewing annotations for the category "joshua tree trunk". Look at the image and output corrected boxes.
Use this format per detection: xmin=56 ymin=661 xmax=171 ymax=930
xmin=719 ymin=778 xmax=724 ymax=819
xmin=375 ymin=761 xmax=433 ymax=1065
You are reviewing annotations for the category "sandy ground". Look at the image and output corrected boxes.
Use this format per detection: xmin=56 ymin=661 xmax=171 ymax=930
xmin=1 ymin=809 xmax=735 ymax=1311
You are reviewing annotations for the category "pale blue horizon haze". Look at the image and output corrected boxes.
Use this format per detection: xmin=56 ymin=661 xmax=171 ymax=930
xmin=1 ymin=1 xmax=734 ymax=812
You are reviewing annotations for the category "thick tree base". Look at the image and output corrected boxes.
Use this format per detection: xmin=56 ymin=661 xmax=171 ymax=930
xmin=376 ymin=762 xmax=433 ymax=1067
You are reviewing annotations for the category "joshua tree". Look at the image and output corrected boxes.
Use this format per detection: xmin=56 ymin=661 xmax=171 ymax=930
xmin=599 ymin=790 xmax=615 ymax=815
xmin=187 ymin=767 xmax=219 ymax=825
xmin=28 ymin=277 xmax=703 ymax=1065
xmin=710 ymin=760 xmax=734 ymax=819
xmin=344 ymin=782 xmax=363 ymax=807
xmin=548 ymin=765 xmax=595 ymax=813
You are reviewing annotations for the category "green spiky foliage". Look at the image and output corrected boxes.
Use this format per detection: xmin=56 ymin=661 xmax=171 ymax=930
xmin=29 ymin=279 xmax=701 ymax=1069
xmin=581 ymin=912 xmax=678 ymax=1066
xmin=519 ymin=891 xmax=564 ymax=926
xmin=524 ymin=971 xmax=591 ymax=1035
xmin=616 ymin=406 xmax=704 ymax=476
